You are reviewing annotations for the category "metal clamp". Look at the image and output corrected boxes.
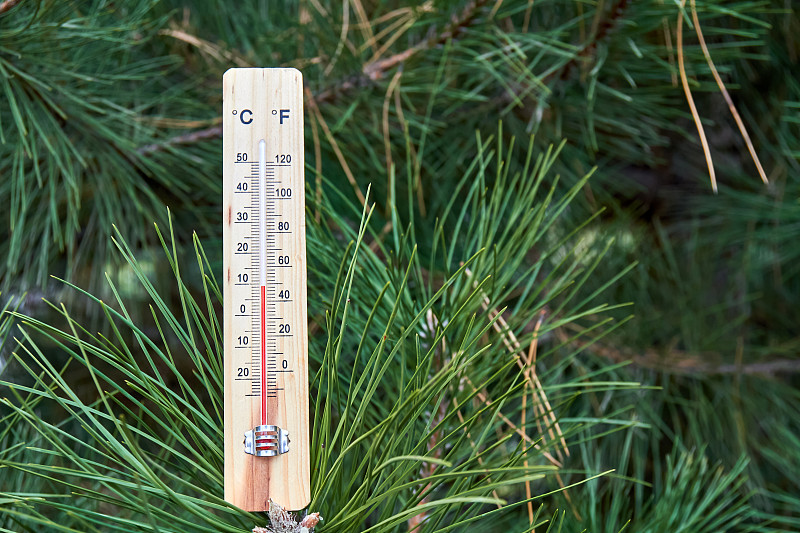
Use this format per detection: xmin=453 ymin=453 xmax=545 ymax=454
xmin=244 ymin=425 xmax=290 ymax=456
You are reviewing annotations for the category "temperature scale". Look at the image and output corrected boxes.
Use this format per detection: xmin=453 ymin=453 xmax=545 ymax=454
xmin=223 ymin=68 xmax=310 ymax=511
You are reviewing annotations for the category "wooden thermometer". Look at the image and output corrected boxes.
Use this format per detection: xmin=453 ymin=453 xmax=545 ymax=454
xmin=223 ymin=68 xmax=310 ymax=511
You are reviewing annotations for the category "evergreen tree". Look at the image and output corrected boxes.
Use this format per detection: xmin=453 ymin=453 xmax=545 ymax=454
xmin=1 ymin=0 xmax=798 ymax=531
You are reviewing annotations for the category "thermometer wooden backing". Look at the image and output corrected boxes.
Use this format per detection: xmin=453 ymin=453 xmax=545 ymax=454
xmin=223 ymin=68 xmax=309 ymax=512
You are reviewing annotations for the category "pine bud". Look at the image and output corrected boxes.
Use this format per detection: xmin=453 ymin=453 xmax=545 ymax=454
xmin=299 ymin=512 xmax=321 ymax=528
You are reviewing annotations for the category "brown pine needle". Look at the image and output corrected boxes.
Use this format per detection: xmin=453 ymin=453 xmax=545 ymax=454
xmin=677 ymin=0 xmax=717 ymax=193
xmin=306 ymin=0 xmax=329 ymax=17
xmin=363 ymin=3 xmax=435 ymax=60
xmin=383 ymin=70 xmax=404 ymax=180
xmin=324 ymin=0 xmax=351 ymax=76
xmin=139 ymin=0 xmax=489 ymax=156
xmin=372 ymin=6 xmax=415 ymax=25
xmin=392 ymin=85 xmax=426 ymax=216
xmin=463 ymin=268 xmax=568 ymax=461
xmin=367 ymin=19 xmax=417 ymax=67
xmin=139 ymin=116 xmax=221 ymax=129
xmin=489 ymin=0 xmax=505 ymax=20
xmin=483 ymin=300 xmax=568 ymax=460
xmin=521 ymin=380 xmax=534 ymax=527
xmin=589 ymin=0 xmax=605 ymax=39
xmin=662 ymin=17 xmax=678 ymax=87
xmin=382 ymin=70 xmax=403 ymax=217
xmin=522 ymin=0 xmax=534 ymax=33
xmin=690 ymin=0 xmax=768 ymax=185
xmin=350 ymin=0 xmax=377 ymax=55
xmin=159 ymin=28 xmax=250 ymax=67
xmin=307 ymin=90 xmax=324 ymax=223
xmin=361 ymin=13 xmax=412 ymax=55
xmin=521 ymin=323 xmax=546 ymax=528
xmin=460 ymin=271 xmax=585 ymax=520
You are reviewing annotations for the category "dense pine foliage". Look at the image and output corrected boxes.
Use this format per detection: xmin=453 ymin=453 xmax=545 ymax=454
xmin=1 ymin=0 xmax=799 ymax=531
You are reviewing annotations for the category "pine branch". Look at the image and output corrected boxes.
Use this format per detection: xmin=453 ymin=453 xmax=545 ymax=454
xmin=363 ymin=0 xmax=490 ymax=80
xmin=573 ymin=334 xmax=800 ymax=376
xmin=558 ymin=0 xmax=632 ymax=81
xmin=713 ymin=359 xmax=800 ymax=375
xmin=136 ymin=0 xmax=492 ymax=156
xmin=134 ymin=0 xmax=632 ymax=158
xmin=136 ymin=124 xmax=223 ymax=155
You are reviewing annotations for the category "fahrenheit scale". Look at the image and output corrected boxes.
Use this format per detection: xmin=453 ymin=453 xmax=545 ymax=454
xmin=223 ymin=68 xmax=310 ymax=512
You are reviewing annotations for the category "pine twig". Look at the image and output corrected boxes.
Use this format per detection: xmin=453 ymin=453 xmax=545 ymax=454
xmin=561 ymin=327 xmax=800 ymax=376
xmin=500 ymin=0 xmax=631 ymax=121
xmin=136 ymin=125 xmax=222 ymax=155
xmin=362 ymin=0 xmax=490 ymax=81
xmin=558 ymin=0 xmax=632 ymax=81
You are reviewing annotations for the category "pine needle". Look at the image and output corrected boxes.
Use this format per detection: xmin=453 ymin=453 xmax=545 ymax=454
xmin=324 ymin=0 xmax=351 ymax=76
xmin=662 ymin=17 xmax=678 ymax=87
xmin=677 ymin=0 xmax=717 ymax=192
xmin=521 ymin=327 xmax=542 ymax=528
xmin=689 ymin=0 xmax=769 ymax=186
xmin=349 ymin=0 xmax=377 ymax=55
xmin=382 ymin=69 xmax=403 ymax=179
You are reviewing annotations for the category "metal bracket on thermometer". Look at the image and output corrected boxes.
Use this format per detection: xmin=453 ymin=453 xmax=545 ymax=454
xmin=244 ymin=425 xmax=290 ymax=456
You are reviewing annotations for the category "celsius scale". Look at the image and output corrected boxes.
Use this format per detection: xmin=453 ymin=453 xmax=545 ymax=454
xmin=223 ymin=68 xmax=310 ymax=512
